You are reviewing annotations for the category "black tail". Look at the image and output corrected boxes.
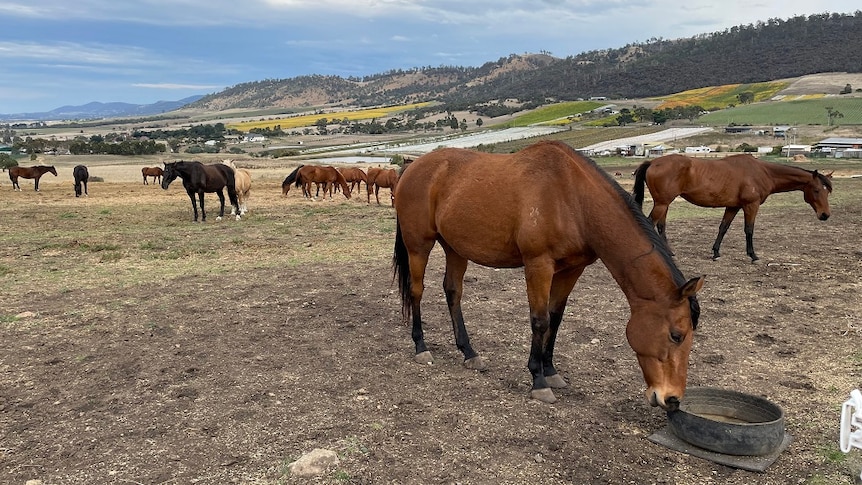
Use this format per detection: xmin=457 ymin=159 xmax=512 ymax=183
xmin=392 ymin=218 xmax=412 ymax=322
xmin=282 ymin=165 xmax=304 ymax=189
xmin=632 ymin=160 xmax=652 ymax=209
xmin=221 ymin=165 xmax=240 ymax=211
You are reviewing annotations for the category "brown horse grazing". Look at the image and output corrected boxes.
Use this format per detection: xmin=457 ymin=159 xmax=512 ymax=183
xmin=367 ymin=167 xmax=398 ymax=206
xmin=9 ymin=165 xmax=57 ymax=191
xmin=633 ymin=153 xmax=833 ymax=262
xmin=161 ymin=161 xmax=240 ymax=222
xmin=338 ymin=167 xmax=367 ymax=193
xmin=393 ymin=140 xmax=704 ymax=409
xmin=296 ymin=165 xmax=351 ymax=200
xmin=142 ymin=166 xmax=163 ymax=185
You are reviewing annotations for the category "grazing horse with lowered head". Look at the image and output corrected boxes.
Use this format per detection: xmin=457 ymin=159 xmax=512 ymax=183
xmin=633 ymin=153 xmax=832 ymax=262
xmin=295 ymin=165 xmax=351 ymax=200
xmin=367 ymin=167 xmax=398 ymax=206
xmin=281 ymin=165 xmax=305 ymax=197
xmin=281 ymin=164 xmax=324 ymax=198
xmin=9 ymin=165 xmax=57 ymax=191
xmin=393 ymin=140 xmax=704 ymax=409
xmin=73 ymin=165 xmax=89 ymax=197
xmin=161 ymin=161 xmax=240 ymax=222
xmin=222 ymin=160 xmax=252 ymax=216
xmin=142 ymin=166 xmax=164 ymax=185
xmin=338 ymin=167 xmax=368 ymax=194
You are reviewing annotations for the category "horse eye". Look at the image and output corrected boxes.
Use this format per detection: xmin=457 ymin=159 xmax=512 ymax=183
xmin=670 ymin=331 xmax=684 ymax=344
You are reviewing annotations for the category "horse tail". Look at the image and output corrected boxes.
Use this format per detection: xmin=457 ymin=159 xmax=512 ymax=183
xmin=222 ymin=165 xmax=240 ymax=209
xmin=632 ymin=160 xmax=652 ymax=209
xmin=392 ymin=217 xmax=412 ymax=322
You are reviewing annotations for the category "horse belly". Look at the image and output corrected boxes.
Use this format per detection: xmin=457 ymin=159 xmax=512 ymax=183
xmin=436 ymin=212 xmax=524 ymax=268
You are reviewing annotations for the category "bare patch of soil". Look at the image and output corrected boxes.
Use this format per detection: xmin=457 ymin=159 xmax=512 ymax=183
xmin=2 ymin=177 xmax=862 ymax=484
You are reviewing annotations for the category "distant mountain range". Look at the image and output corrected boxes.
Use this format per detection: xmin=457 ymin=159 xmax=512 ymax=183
xmin=0 ymin=95 xmax=204 ymax=122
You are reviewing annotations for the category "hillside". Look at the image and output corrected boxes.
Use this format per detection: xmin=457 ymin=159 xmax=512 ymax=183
xmin=190 ymin=12 xmax=862 ymax=112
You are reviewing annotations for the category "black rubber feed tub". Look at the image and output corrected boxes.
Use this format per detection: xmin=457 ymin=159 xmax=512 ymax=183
xmin=667 ymin=387 xmax=785 ymax=456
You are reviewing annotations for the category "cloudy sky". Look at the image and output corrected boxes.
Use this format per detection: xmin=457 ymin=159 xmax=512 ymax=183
xmin=0 ymin=1 xmax=858 ymax=114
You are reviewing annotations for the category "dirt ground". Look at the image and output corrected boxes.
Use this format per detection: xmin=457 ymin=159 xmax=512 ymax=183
xmin=1 ymin=163 xmax=862 ymax=484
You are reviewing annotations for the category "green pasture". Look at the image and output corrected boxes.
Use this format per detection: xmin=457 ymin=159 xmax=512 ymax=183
xmin=699 ymin=97 xmax=862 ymax=126
xmin=503 ymin=101 xmax=604 ymax=127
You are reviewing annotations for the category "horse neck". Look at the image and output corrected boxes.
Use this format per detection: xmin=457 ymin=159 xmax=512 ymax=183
xmin=587 ymin=206 xmax=680 ymax=304
xmin=763 ymin=163 xmax=812 ymax=194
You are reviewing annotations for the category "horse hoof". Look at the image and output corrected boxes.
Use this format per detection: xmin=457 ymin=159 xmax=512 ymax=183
xmin=530 ymin=388 xmax=558 ymax=404
xmin=545 ymin=373 xmax=568 ymax=389
xmin=235 ymin=215 xmax=241 ymax=221
xmin=414 ymin=351 xmax=433 ymax=365
xmin=216 ymin=216 xmax=223 ymax=221
xmin=464 ymin=356 xmax=487 ymax=371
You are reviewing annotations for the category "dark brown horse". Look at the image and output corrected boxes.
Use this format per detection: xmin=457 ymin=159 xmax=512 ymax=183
xmin=142 ymin=166 xmax=163 ymax=185
xmin=73 ymin=165 xmax=89 ymax=197
xmin=338 ymin=167 xmax=367 ymax=193
xmin=9 ymin=165 xmax=57 ymax=191
xmin=161 ymin=161 xmax=240 ymax=222
xmin=367 ymin=167 xmax=398 ymax=206
xmin=633 ymin=153 xmax=832 ymax=262
xmin=393 ymin=141 xmax=703 ymax=409
xmin=295 ymin=165 xmax=351 ymax=200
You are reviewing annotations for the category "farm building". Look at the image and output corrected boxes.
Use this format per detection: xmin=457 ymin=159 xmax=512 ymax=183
xmin=685 ymin=146 xmax=711 ymax=154
xmin=242 ymin=133 xmax=266 ymax=143
xmin=781 ymin=144 xmax=811 ymax=157
xmin=812 ymin=137 xmax=862 ymax=158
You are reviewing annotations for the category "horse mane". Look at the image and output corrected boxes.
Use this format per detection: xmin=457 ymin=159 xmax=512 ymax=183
xmin=282 ymin=165 xmax=304 ymax=188
xmin=811 ymin=169 xmax=833 ymax=192
xmin=541 ymin=141 xmax=700 ymax=328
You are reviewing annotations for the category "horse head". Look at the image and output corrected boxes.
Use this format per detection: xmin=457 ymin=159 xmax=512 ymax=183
xmin=48 ymin=166 xmax=57 ymax=176
xmin=626 ymin=276 xmax=703 ymax=411
xmin=161 ymin=162 xmax=179 ymax=190
xmin=803 ymin=170 xmax=833 ymax=221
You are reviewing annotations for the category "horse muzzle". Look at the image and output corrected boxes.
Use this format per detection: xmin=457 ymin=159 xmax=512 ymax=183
xmin=647 ymin=389 xmax=681 ymax=411
xmin=818 ymin=212 xmax=830 ymax=221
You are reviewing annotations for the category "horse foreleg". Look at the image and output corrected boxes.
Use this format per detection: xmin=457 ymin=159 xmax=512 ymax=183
xmin=187 ymin=192 xmax=200 ymax=222
xmin=524 ymin=260 xmax=556 ymax=403
xmin=440 ymin=244 xmax=484 ymax=370
xmin=543 ymin=266 xmax=585 ymax=389
xmin=712 ymin=207 xmax=740 ymax=260
xmin=34 ymin=177 xmax=41 ymax=192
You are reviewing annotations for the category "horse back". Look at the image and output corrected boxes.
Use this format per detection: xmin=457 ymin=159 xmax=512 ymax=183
xmin=396 ymin=143 xmax=606 ymax=266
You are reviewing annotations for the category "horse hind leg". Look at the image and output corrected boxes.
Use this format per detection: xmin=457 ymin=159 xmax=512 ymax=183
xmin=712 ymin=207 xmax=740 ymax=260
xmin=440 ymin=244 xmax=484 ymax=371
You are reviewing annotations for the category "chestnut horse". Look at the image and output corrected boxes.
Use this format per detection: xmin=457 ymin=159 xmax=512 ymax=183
xmin=367 ymin=167 xmax=398 ymax=206
xmin=9 ymin=165 xmax=57 ymax=191
xmin=393 ymin=141 xmax=704 ymax=409
xmin=161 ymin=161 xmax=240 ymax=222
xmin=142 ymin=166 xmax=163 ymax=185
xmin=633 ymin=153 xmax=832 ymax=262
xmin=338 ymin=167 xmax=367 ymax=194
xmin=295 ymin=165 xmax=351 ymax=200
xmin=73 ymin=165 xmax=89 ymax=197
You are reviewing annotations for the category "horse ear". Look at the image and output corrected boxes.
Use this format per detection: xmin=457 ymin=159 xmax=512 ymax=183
xmin=826 ymin=171 xmax=834 ymax=179
xmin=678 ymin=276 xmax=705 ymax=299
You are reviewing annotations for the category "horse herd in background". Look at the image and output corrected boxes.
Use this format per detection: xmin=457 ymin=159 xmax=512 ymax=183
xmin=6 ymin=148 xmax=832 ymax=262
